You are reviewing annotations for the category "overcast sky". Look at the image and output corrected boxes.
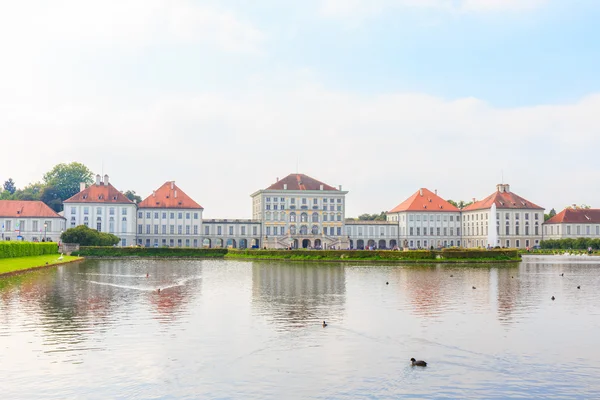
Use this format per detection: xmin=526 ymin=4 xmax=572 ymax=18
xmin=1 ymin=0 xmax=599 ymax=218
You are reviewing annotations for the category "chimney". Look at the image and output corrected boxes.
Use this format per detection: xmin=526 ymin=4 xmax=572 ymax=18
xmin=320 ymin=184 xmax=324 ymax=191
xmin=496 ymin=183 xmax=510 ymax=193
xmin=283 ymin=184 xmax=287 ymax=190
xmin=152 ymin=190 xmax=156 ymax=197
xmin=79 ymin=182 xmax=86 ymax=192
xmin=472 ymin=197 xmax=476 ymax=203
xmin=103 ymin=174 xmax=109 ymax=185
xmin=276 ymin=177 xmax=279 ymax=182
xmin=419 ymin=189 xmax=423 ymax=196
xmin=435 ymin=189 xmax=437 ymax=195
xmin=95 ymin=174 xmax=101 ymax=185
xmin=338 ymin=185 xmax=342 ymax=191
xmin=174 ymin=190 xmax=178 ymax=198
xmin=171 ymin=181 xmax=175 ymax=190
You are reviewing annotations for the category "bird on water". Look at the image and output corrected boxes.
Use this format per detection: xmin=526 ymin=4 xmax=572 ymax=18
xmin=577 ymin=285 xmax=581 ymax=289
xmin=386 ymin=282 xmax=389 ymax=285
xmin=551 ymin=296 xmax=555 ymax=300
xmin=322 ymin=321 xmax=327 ymax=328
xmin=411 ymin=358 xmax=427 ymax=367
xmin=472 ymin=286 xmax=476 ymax=290
xmin=560 ymin=273 xmax=564 ymax=277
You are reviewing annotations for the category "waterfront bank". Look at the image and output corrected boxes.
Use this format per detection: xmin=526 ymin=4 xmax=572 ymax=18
xmin=0 ymin=255 xmax=83 ymax=277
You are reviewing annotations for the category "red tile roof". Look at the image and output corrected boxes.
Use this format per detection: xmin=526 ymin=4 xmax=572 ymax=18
xmin=0 ymin=200 xmax=64 ymax=219
xmin=388 ymin=188 xmax=459 ymax=213
xmin=545 ymin=208 xmax=600 ymax=224
xmin=63 ymin=183 xmax=133 ymax=204
xmin=138 ymin=181 xmax=203 ymax=209
xmin=463 ymin=189 xmax=543 ymax=211
xmin=266 ymin=174 xmax=339 ymax=191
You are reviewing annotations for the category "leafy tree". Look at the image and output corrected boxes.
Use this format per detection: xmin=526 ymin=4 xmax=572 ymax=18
xmin=447 ymin=200 xmax=473 ymax=209
xmin=3 ymin=178 xmax=16 ymax=194
xmin=60 ymin=225 xmax=120 ymax=246
xmin=40 ymin=186 xmax=63 ymax=212
xmin=43 ymin=162 xmax=94 ymax=202
xmin=357 ymin=212 xmax=387 ymax=221
xmin=124 ymin=190 xmax=142 ymax=204
xmin=544 ymin=208 xmax=557 ymax=221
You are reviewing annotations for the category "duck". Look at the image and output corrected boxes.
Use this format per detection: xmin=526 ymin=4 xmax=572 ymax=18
xmin=577 ymin=285 xmax=581 ymax=289
xmin=472 ymin=286 xmax=476 ymax=290
xmin=560 ymin=273 xmax=564 ymax=277
xmin=551 ymin=296 xmax=555 ymax=300
xmin=157 ymin=288 xmax=161 ymax=294
xmin=386 ymin=282 xmax=389 ymax=285
xmin=450 ymin=275 xmax=453 ymax=277
xmin=322 ymin=321 xmax=327 ymax=328
xmin=411 ymin=358 xmax=427 ymax=367
xmin=146 ymin=273 xmax=149 ymax=278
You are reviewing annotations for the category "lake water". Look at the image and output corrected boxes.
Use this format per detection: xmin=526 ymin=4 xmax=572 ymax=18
xmin=1 ymin=256 xmax=600 ymax=399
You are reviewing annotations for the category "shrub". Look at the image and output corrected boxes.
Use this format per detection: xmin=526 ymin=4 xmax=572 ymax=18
xmin=0 ymin=242 xmax=58 ymax=259
xmin=61 ymin=225 xmax=120 ymax=246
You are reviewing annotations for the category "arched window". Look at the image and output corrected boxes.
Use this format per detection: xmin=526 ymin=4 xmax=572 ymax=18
xmin=290 ymin=212 xmax=296 ymax=222
xmin=300 ymin=225 xmax=308 ymax=235
xmin=337 ymin=213 xmax=341 ymax=221
xmin=301 ymin=213 xmax=308 ymax=223
xmin=290 ymin=225 xmax=297 ymax=235
xmin=311 ymin=225 xmax=319 ymax=235
xmin=312 ymin=212 xmax=319 ymax=222
xmin=281 ymin=212 xmax=285 ymax=221
xmin=266 ymin=212 xmax=271 ymax=221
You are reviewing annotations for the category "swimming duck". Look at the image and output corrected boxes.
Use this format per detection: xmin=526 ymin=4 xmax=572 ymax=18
xmin=577 ymin=285 xmax=581 ymax=289
xmin=146 ymin=273 xmax=149 ymax=278
xmin=551 ymin=296 xmax=555 ymax=300
xmin=411 ymin=358 xmax=427 ymax=367
xmin=322 ymin=321 xmax=327 ymax=327
xmin=472 ymin=286 xmax=476 ymax=290
xmin=450 ymin=275 xmax=453 ymax=277
xmin=560 ymin=273 xmax=564 ymax=277
xmin=386 ymin=282 xmax=389 ymax=285
xmin=157 ymin=288 xmax=161 ymax=293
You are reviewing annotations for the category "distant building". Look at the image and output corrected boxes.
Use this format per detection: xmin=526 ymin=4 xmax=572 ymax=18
xmin=386 ymin=188 xmax=461 ymax=249
xmin=462 ymin=184 xmax=544 ymax=249
xmin=543 ymin=207 xmax=600 ymax=239
xmin=251 ymin=174 xmax=349 ymax=249
xmin=63 ymin=174 xmax=137 ymax=246
xmin=136 ymin=181 xmax=204 ymax=248
xmin=0 ymin=200 xmax=65 ymax=242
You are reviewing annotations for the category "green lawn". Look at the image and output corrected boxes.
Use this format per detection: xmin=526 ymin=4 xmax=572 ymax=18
xmin=0 ymin=255 xmax=82 ymax=276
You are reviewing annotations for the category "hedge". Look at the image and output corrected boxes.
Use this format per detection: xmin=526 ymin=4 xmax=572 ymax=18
xmin=541 ymin=238 xmax=600 ymax=250
xmin=0 ymin=242 xmax=59 ymax=259
xmin=73 ymin=247 xmax=228 ymax=258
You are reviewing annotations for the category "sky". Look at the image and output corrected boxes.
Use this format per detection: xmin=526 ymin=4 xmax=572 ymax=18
xmin=1 ymin=0 xmax=600 ymax=218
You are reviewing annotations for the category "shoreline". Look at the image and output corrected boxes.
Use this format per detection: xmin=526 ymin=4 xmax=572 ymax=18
xmin=0 ymin=257 xmax=84 ymax=278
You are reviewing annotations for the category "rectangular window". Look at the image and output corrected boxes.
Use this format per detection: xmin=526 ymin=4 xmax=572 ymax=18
xmin=266 ymin=226 xmax=271 ymax=235
xmin=186 ymin=225 xmax=190 ymax=235
xmin=416 ymin=227 xmax=420 ymax=235
xmin=170 ymin=225 xmax=175 ymax=234
xmin=178 ymin=225 xmax=183 ymax=234
xmin=525 ymin=213 xmax=529 ymax=220
xmin=84 ymin=207 xmax=89 ymax=215
xmin=146 ymin=212 xmax=150 ymax=218
xmin=70 ymin=207 xmax=76 ymax=215
xmin=205 ymin=226 xmax=210 ymax=235
xmin=170 ymin=212 xmax=175 ymax=219
xmin=253 ymin=226 xmax=257 ymax=235
xmin=193 ymin=239 xmax=198 ymax=247
xmin=186 ymin=213 xmax=190 ymax=219
xmin=178 ymin=212 xmax=183 ymax=219
xmin=436 ymin=227 xmax=440 ymax=236
xmin=409 ymin=227 xmax=414 ymax=235
xmin=154 ymin=225 xmax=159 ymax=234
xmin=138 ymin=211 xmax=142 ymax=218
xmin=443 ymin=228 xmax=447 ymax=236
xmin=162 ymin=225 xmax=167 ymax=234
xmin=302 ymin=198 xmax=307 ymax=204
xmin=266 ymin=197 xmax=271 ymax=202
xmin=146 ymin=224 xmax=150 ymax=234
xmin=409 ymin=215 xmax=414 ymax=221
xmin=229 ymin=226 xmax=234 ymax=235
xmin=457 ymin=228 xmax=461 ymax=236
xmin=177 ymin=239 xmax=182 ymax=247
xmin=170 ymin=239 xmax=174 ymax=247
xmin=154 ymin=212 xmax=158 ymax=219
xmin=218 ymin=226 xmax=222 ymax=235
xmin=450 ymin=228 xmax=454 ymax=236
xmin=337 ymin=227 xmax=341 ymax=236
xmin=162 ymin=212 xmax=167 ymax=219
xmin=516 ymin=226 xmax=520 ymax=235
xmin=241 ymin=226 xmax=246 ymax=235
xmin=122 ymin=208 xmax=127 ymax=216
xmin=193 ymin=225 xmax=198 ymax=235
xmin=274 ymin=205 xmax=278 ymax=210
xmin=291 ymin=198 xmax=295 ymax=204
xmin=185 ymin=239 xmax=190 ymax=247
xmin=450 ymin=216 xmax=454 ymax=222
xmin=33 ymin=221 xmax=38 ymax=231
xmin=323 ymin=227 xmax=328 ymax=235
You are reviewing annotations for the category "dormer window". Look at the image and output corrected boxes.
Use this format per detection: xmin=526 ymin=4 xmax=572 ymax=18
xmin=83 ymin=195 xmax=88 ymax=199
xmin=166 ymin=195 xmax=170 ymax=198
xmin=113 ymin=196 xmax=117 ymax=200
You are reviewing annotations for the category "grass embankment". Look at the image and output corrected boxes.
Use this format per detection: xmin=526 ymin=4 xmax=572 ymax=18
xmin=227 ymin=249 xmax=520 ymax=263
xmin=0 ymin=254 xmax=82 ymax=276
xmin=73 ymin=247 xmax=228 ymax=258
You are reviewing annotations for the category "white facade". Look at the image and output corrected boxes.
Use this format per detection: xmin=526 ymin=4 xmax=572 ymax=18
xmin=345 ymin=221 xmax=398 ymax=249
xmin=202 ymin=219 xmax=262 ymax=248
xmin=543 ymin=208 xmax=600 ymax=240
xmin=251 ymin=174 xmax=349 ymax=249
xmin=63 ymin=175 xmax=137 ymax=246
xmin=389 ymin=211 xmax=462 ymax=249
xmin=136 ymin=208 xmax=203 ymax=248
xmin=462 ymin=184 xmax=543 ymax=249
xmin=0 ymin=201 xmax=65 ymax=243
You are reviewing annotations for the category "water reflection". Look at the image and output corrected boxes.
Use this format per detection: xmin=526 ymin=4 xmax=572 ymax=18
xmin=252 ymin=263 xmax=346 ymax=329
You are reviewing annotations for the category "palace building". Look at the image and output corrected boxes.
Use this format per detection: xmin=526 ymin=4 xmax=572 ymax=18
xmin=386 ymin=188 xmax=461 ymax=249
xmin=543 ymin=207 xmax=600 ymax=239
xmin=462 ymin=184 xmax=544 ymax=249
xmin=251 ymin=174 xmax=349 ymax=249
xmin=0 ymin=200 xmax=65 ymax=242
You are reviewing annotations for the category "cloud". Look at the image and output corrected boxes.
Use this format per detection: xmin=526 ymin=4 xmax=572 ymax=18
xmin=0 ymin=0 xmax=263 ymax=53
xmin=2 ymin=79 xmax=599 ymax=217
xmin=319 ymin=0 xmax=549 ymax=19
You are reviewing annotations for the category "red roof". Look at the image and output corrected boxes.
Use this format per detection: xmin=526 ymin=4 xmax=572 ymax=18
xmin=138 ymin=181 xmax=203 ymax=209
xmin=463 ymin=188 xmax=543 ymax=212
xmin=0 ymin=200 xmax=64 ymax=219
xmin=266 ymin=174 xmax=339 ymax=191
xmin=63 ymin=182 xmax=133 ymax=204
xmin=545 ymin=208 xmax=600 ymax=224
xmin=388 ymin=188 xmax=459 ymax=213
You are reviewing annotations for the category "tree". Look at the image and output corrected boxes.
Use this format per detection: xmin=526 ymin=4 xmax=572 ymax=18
xmin=357 ymin=212 xmax=387 ymax=221
xmin=124 ymin=190 xmax=142 ymax=204
xmin=544 ymin=208 xmax=557 ymax=221
xmin=3 ymin=178 xmax=16 ymax=194
xmin=60 ymin=225 xmax=120 ymax=246
xmin=40 ymin=186 xmax=63 ymax=213
xmin=447 ymin=200 xmax=473 ymax=209
xmin=43 ymin=162 xmax=94 ymax=202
